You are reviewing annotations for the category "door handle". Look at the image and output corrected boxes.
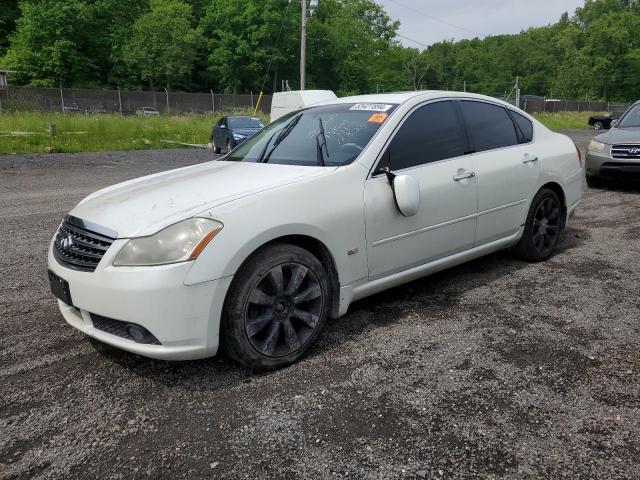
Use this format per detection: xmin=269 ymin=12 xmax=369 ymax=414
xmin=522 ymin=154 xmax=538 ymax=164
xmin=453 ymin=171 xmax=476 ymax=181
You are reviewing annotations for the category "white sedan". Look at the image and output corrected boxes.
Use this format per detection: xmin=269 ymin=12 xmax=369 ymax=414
xmin=48 ymin=92 xmax=583 ymax=368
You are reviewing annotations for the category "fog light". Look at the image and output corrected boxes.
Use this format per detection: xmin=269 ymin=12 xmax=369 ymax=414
xmin=126 ymin=324 xmax=147 ymax=342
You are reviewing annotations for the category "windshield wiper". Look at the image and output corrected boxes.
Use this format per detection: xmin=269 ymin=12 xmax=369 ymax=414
xmin=259 ymin=113 xmax=303 ymax=163
xmin=316 ymin=117 xmax=329 ymax=167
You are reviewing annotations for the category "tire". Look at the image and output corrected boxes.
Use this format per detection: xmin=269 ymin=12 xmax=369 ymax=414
xmin=512 ymin=188 xmax=564 ymax=262
xmin=586 ymin=175 xmax=606 ymax=189
xmin=222 ymin=243 xmax=331 ymax=369
xmin=226 ymin=139 xmax=233 ymax=152
xmin=212 ymin=141 xmax=221 ymax=154
xmin=593 ymin=121 xmax=604 ymax=130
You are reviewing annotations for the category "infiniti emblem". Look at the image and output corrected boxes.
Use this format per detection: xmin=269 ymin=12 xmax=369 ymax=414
xmin=629 ymin=148 xmax=640 ymax=155
xmin=61 ymin=235 xmax=74 ymax=250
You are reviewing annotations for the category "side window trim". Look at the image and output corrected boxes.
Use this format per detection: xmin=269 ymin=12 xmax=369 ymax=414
xmin=369 ymin=99 xmax=470 ymax=178
xmin=506 ymin=109 xmax=534 ymax=145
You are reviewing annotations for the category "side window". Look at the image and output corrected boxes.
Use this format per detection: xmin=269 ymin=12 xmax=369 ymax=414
xmin=459 ymin=101 xmax=519 ymax=153
xmin=511 ymin=111 xmax=534 ymax=143
xmin=387 ymin=101 xmax=467 ymax=170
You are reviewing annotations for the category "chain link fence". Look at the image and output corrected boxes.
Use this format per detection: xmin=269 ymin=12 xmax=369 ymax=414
xmin=0 ymin=86 xmax=272 ymax=116
xmin=0 ymin=85 xmax=632 ymax=117
xmin=518 ymin=95 xmax=631 ymax=114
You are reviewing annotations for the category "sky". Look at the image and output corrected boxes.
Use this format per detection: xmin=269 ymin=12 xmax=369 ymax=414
xmin=377 ymin=0 xmax=586 ymax=47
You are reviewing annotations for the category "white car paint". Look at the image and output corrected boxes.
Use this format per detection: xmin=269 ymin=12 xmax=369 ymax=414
xmin=48 ymin=91 xmax=583 ymax=360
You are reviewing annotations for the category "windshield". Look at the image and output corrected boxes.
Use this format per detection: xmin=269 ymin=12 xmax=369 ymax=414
xmin=617 ymin=104 xmax=640 ymax=128
xmin=225 ymin=103 xmax=397 ymax=166
xmin=228 ymin=116 xmax=264 ymax=129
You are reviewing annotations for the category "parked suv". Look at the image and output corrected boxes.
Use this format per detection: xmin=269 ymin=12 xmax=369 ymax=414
xmin=586 ymin=101 xmax=640 ymax=186
xmin=48 ymin=92 xmax=582 ymax=369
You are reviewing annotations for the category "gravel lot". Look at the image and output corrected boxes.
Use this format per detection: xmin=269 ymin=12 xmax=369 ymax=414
xmin=1 ymin=131 xmax=639 ymax=479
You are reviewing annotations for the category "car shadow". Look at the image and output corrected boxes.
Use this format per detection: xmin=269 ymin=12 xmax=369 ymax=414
xmin=90 ymin=227 xmax=588 ymax=391
xmin=588 ymin=180 xmax=640 ymax=193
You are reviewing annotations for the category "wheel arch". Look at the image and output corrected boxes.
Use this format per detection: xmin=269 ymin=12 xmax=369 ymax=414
xmin=539 ymin=181 xmax=567 ymax=225
xmin=229 ymin=234 xmax=341 ymax=319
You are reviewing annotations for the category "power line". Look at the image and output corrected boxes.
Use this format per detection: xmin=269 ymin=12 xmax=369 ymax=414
xmin=261 ymin=1 xmax=293 ymax=92
xmin=386 ymin=0 xmax=484 ymax=37
xmin=395 ymin=33 xmax=430 ymax=48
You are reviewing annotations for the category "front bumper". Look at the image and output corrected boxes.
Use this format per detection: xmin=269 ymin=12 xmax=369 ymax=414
xmin=48 ymin=240 xmax=232 ymax=360
xmin=586 ymin=149 xmax=640 ymax=179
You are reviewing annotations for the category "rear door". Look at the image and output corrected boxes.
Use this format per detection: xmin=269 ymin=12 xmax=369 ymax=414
xmin=364 ymin=100 xmax=478 ymax=279
xmin=458 ymin=100 xmax=540 ymax=245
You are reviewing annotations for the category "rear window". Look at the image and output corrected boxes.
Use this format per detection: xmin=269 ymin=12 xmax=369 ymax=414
xmin=228 ymin=117 xmax=264 ymax=129
xmin=459 ymin=101 xmax=519 ymax=153
xmin=227 ymin=103 xmax=397 ymax=166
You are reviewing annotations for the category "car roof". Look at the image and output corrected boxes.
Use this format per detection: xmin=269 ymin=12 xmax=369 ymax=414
xmin=314 ymin=90 xmax=517 ymax=110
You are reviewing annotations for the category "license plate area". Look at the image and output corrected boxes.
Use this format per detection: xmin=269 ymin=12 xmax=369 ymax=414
xmin=48 ymin=270 xmax=73 ymax=306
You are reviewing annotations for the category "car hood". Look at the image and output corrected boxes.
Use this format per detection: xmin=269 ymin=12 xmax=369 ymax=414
xmin=231 ymin=128 xmax=261 ymax=137
xmin=70 ymin=161 xmax=334 ymax=237
xmin=595 ymin=127 xmax=640 ymax=144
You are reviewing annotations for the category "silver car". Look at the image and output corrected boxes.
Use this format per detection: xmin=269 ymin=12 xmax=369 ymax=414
xmin=586 ymin=101 xmax=640 ymax=187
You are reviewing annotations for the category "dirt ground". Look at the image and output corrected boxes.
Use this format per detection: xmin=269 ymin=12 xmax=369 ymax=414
xmin=1 ymin=131 xmax=639 ymax=479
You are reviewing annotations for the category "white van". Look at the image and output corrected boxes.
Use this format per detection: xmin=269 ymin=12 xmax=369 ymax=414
xmin=270 ymin=90 xmax=337 ymax=122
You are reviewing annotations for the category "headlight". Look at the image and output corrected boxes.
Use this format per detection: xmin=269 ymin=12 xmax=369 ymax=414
xmin=233 ymin=134 xmax=246 ymax=140
xmin=113 ymin=218 xmax=223 ymax=267
xmin=588 ymin=140 xmax=606 ymax=153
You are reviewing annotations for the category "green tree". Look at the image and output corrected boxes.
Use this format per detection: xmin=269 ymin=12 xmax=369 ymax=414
xmin=0 ymin=0 xmax=20 ymax=56
xmin=122 ymin=0 xmax=202 ymax=90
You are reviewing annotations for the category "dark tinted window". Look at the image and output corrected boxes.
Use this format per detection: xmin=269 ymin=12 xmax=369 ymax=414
xmin=512 ymin=111 xmax=533 ymax=142
xmin=388 ymin=101 xmax=467 ymax=170
xmin=460 ymin=101 xmax=519 ymax=152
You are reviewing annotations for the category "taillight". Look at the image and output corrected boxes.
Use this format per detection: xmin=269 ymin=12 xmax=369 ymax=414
xmin=574 ymin=142 xmax=583 ymax=168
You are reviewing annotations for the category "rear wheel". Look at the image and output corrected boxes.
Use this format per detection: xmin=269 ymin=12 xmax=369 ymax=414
xmin=222 ymin=244 xmax=330 ymax=369
xmin=593 ymin=121 xmax=604 ymax=130
xmin=512 ymin=188 xmax=563 ymax=262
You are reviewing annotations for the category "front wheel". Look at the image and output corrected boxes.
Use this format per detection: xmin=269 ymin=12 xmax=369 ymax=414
xmin=512 ymin=188 xmax=563 ymax=262
xmin=222 ymin=244 xmax=330 ymax=369
xmin=593 ymin=121 xmax=604 ymax=130
xmin=586 ymin=175 xmax=606 ymax=189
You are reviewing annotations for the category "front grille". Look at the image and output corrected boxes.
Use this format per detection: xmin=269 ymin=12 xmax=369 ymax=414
xmin=90 ymin=314 xmax=161 ymax=345
xmin=53 ymin=216 xmax=116 ymax=272
xmin=611 ymin=144 xmax=640 ymax=159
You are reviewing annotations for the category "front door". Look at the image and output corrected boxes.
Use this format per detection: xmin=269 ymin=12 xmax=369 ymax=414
xmin=364 ymin=100 xmax=478 ymax=279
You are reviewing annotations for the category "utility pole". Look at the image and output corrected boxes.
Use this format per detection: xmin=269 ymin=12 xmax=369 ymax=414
xmin=515 ymin=76 xmax=521 ymax=109
xmin=300 ymin=0 xmax=307 ymax=90
xmin=300 ymin=0 xmax=318 ymax=91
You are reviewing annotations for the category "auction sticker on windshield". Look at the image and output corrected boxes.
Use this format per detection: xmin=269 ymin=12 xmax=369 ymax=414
xmin=368 ymin=113 xmax=389 ymax=124
xmin=350 ymin=103 xmax=393 ymax=112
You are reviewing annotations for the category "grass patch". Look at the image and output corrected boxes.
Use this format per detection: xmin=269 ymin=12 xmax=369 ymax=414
xmin=532 ymin=111 xmax=599 ymax=131
xmin=0 ymin=111 xmax=266 ymax=155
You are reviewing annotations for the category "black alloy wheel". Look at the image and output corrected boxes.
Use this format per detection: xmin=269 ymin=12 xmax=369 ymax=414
xmin=513 ymin=188 xmax=564 ymax=262
xmin=222 ymin=243 xmax=330 ymax=369
xmin=244 ymin=263 xmax=323 ymax=358
xmin=531 ymin=196 xmax=561 ymax=257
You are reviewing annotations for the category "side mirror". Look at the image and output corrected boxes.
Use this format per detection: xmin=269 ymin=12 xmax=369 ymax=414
xmin=391 ymin=174 xmax=420 ymax=217
xmin=611 ymin=119 xmax=618 ymax=128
